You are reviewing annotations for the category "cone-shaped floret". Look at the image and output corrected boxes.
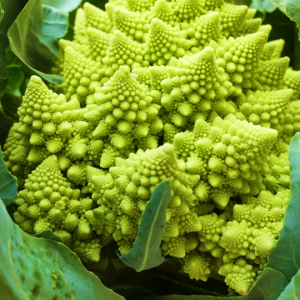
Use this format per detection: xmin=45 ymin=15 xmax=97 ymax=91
xmin=17 ymin=76 xmax=85 ymax=157
xmin=14 ymin=155 xmax=77 ymax=232
xmin=144 ymin=18 xmax=193 ymax=65
xmin=113 ymin=7 xmax=149 ymax=42
xmin=219 ymin=258 xmax=257 ymax=295
xmin=255 ymin=57 xmax=290 ymax=91
xmin=161 ymin=47 xmax=232 ymax=129
xmin=52 ymin=39 xmax=90 ymax=76
xmin=173 ymin=0 xmax=207 ymax=23
xmin=89 ymin=66 xmax=162 ymax=163
xmin=220 ymin=220 xmax=253 ymax=256
xmin=217 ymin=3 xmax=248 ymax=38
xmin=102 ymin=30 xmax=148 ymax=78
xmin=215 ymin=32 xmax=267 ymax=95
xmin=63 ymin=47 xmax=101 ymax=105
xmin=258 ymin=24 xmax=272 ymax=37
xmin=283 ymin=69 xmax=300 ymax=100
xmin=84 ymin=3 xmax=112 ymax=33
xmin=132 ymin=67 xmax=151 ymax=87
xmin=198 ymin=213 xmax=225 ymax=256
xmin=182 ymin=251 xmax=211 ymax=281
xmin=238 ymin=18 xmax=262 ymax=36
xmin=149 ymin=66 xmax=171 ymax=91
xmin=261 ymin=39 xmax=285 ymax=61
xmin=87 ymin=28 xmax=112 ymax=62
xmin=126 ymin=0 xmax=150 ymax=12
xmin=203 ymin=0 xmax=224 ymax=10
xmin=184 ymin=115 xmax=278 ymax=193
xmin=235 ymin=89 xmax=293 ymax=129
xmin=187 ymin=12 xmax=223 ymax=52
xmin=74 ymin=8 xmax=88 ymax=44
xmin=146 ymin=0 xmax=176 ymax=26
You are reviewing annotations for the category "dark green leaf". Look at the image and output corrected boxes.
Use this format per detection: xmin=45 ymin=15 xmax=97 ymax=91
xmin=92 ymin=244 xmax=226 ymax=300
xmin=0 ymin=109 xmax=13 ymax=146
xmin=4 ymin=46 xmax=24 ymax=96
xmin=0 ymin=200 xmax=125 ymax=300
xmin=7 ymin=0 xmax=68 ymax=84
xmin=34 ymin=229 xmax=63 ymax=243
xmin=0 ymin=3 xmax=3 ymax=22
xmin=266 ymin=133 xmax=300 ymax=281
xmin=0 ymin=0 xmax=27 ymax=96
xmin=278 ymin=269 xmax=300 ymax=300
xmin=142 ymin=268 xmax=288 ymax=300
xmin=0 ymin=146 xmax=17 ymax=205
xmin=119 ymin=179 xmax=172 ymax=272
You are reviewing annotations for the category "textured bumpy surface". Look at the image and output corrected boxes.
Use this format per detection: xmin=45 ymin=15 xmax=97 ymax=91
xmin=3 ymin=0 xmax=300 ymax=295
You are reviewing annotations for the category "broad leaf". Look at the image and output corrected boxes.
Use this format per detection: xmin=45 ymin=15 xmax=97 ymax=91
xmin=278 ymin=269 xmax=300 ymax=300
xmin=119 ymin=179 xmax=172 ymax=272
xmin=7 ymin=0 xmax=78 ymax=84
xmin=252 ymin=0 xmax=300 ymax=40
xmin=273 ymin=0 xmax=300 ymax=39
xmin=266 ymin=133 xmax=300 ymax=281
xmin=43 ymin=0 xmax=82 ymax=12
xmin=0 ymin=146 xmax=17 ymax=205
xmin=0 ymin=200 xmax=125 ymax=300
xmin=251 ymin=0 xmax=278 ymax=13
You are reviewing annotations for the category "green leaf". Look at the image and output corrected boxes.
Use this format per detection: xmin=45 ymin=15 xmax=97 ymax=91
xmin=273 ymin=0 xmax=300 ymax=39
xmin=43 ymin=0 xmax=82 ymax=12
xmin=0 ymin=146 xmax=17 ymax=206
xmin=0 ymin=0 xmax=27 ymax=96
xmin=266 ymin=132 xmax=300 ymax=281
xmin=7 ymin=0 xmax=72 ymax=84
xmin=34 ymin=229 xmax=63 ymax=243
xmin=119 ymin=179 xmax=172 ymax=272
xmin=278 ymin=269 xmax=300 ymax=300
xmin=4 ymin=46 xmax=24 ymax=97
xmin=0 ymin=199 xmax=125 ymax=300
xmin=251 ymin=0 xmax=278 ymax=13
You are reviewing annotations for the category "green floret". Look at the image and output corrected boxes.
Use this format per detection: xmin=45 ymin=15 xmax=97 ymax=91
xmin=235 ymin=89 xmax=293 ymax=130
xmin=219 ymin=256 xmax=258 ymax=295
xmin=13 ymin=155 xmax=103 ymax=262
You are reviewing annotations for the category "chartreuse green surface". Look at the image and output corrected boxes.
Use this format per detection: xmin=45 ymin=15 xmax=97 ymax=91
xmin=0 ymin=199 xmax=125 ymax=300
xmin=119 ymin=179 xmax=172 ymax=272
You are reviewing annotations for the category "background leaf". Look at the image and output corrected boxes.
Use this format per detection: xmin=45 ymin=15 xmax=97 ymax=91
xmin=265 ymin=133 xmax=300 ymax=281
xmin=273 ymin=0 xmax=300 ymax=39
xmin=278 ymin=269 xmax=300 ymax=300
xmin=0 ymin=146 xmax=17 ymax=206
xmin=0 ymin=0 xmax=27 ymax=96
xmin=43 ymin=0 xmax=82 ymax=12
xmin=7 ymin=0 xmax=83 ymax=84
xmin=0 ymin=199 xmax=125 ymax=300
xmin=119 ymin=179 xmax=172 ymax=272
